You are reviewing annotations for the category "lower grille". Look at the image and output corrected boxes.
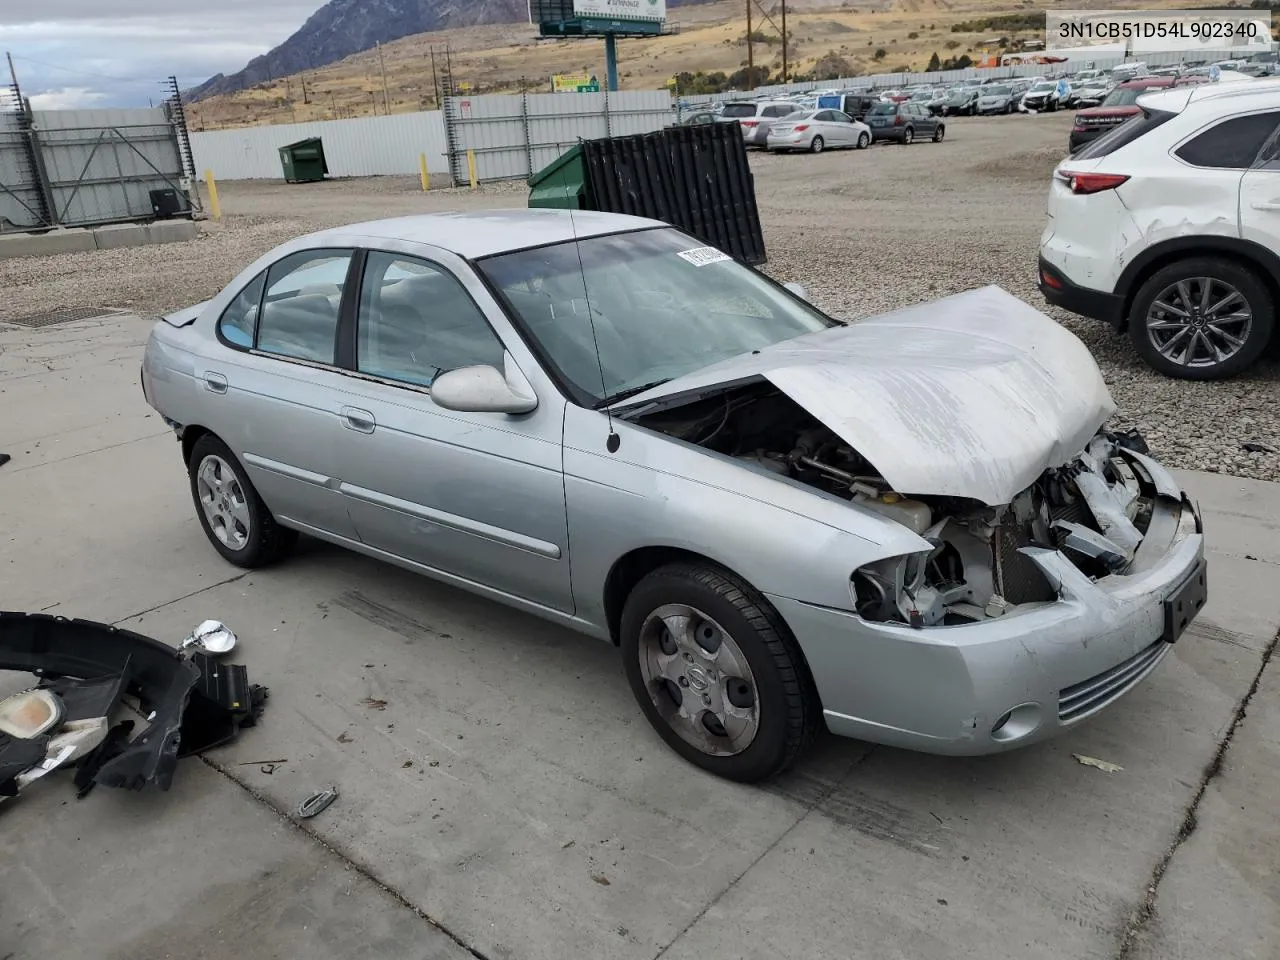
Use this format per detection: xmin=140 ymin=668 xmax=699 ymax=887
xmin=1058 ymin=640 xmax=1169 ymax=723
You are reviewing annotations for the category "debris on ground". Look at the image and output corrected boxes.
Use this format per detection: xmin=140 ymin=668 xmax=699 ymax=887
xmin=0 ymin=611 xmax=268 ymax=803
xmin=1073 ymin=754 xmax=1124 ymax=774
xmin=360 ymin=697 xmax=388 ymax=711
xmin=297 ymin=786 xmax=339 ymax=819
xmin=0 ymin=453 xmax=10 ymax=468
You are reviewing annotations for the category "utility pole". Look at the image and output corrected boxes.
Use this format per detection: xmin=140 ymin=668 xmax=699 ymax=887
xmin=377 ymin=42 xmax=391 ymax=114
xmin=746 ymin=0 xmax=753 ymax=79
xmin=301 ymin=75 xmax=310 ymax=104
xmin=780 ymin=0 xmax=788 ymax=83
xmin=430 ymin=47 xmax=440 ymax=106
xmin=6 ymin=50 xmax=19 ymax=90
xmin=329 ymin=91 xmax=337 ymax=118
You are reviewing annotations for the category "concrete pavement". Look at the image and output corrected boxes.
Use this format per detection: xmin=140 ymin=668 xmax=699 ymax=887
xmin=2 ymin=313 xmax=1278 ymax=960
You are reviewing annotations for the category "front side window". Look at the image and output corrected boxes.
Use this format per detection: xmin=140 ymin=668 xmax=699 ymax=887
xmin=218 ymin=272 xmax=265 ymax=349
xmin=478 ymin=228 xmax=836 ymax=407
xmin=1175 ymin=111 xmax=1280 ymax=170
xmin=255 ymin=249 xmax=352 ymax=364
xmin=356 ymin=252 xmax=504 ymax=389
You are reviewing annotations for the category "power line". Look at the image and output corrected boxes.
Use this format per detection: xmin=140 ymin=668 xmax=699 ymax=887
xmin=9 ymin=54 xmax=197 ymax=87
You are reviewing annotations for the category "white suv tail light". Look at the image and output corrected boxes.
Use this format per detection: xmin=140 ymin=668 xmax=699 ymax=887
xmin=1056 ymin=170 xmax=1130 ymax=195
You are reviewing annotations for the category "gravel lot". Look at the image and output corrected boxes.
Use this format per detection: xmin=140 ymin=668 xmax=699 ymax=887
xmin=2 ymin=112 xmax=1276 ymax=480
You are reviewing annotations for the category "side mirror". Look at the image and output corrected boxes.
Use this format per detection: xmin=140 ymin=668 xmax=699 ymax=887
xmin=430 ymin=353 xmax=538 ymax=415
xmin=783 ymin=281 xmax=811 ymax=303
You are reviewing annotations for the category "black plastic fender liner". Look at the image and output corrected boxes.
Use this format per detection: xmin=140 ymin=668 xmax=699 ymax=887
xmin=0 ymin=612 xmax=241 ymax=793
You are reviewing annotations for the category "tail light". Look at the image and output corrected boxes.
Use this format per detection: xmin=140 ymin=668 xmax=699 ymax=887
xmin=741 ymin=120 xmax=759 ymax=128
xmin=1068 ymin=172 xmax=1130 ymax=195
xmin=794 ymin=124 xmax=809 ymax=131
xmin=893 ymin=114 xmax=904 ymax=126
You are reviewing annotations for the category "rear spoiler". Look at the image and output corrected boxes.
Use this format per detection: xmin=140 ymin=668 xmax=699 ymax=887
xmin=161 ymin=300 xmax=209 ymax=328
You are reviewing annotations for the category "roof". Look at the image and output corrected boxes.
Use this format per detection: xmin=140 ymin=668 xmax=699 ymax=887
xmin=303 ymin=209 xmax=665 ymax=259
xmin=1139 ymin=74 xmax=1278 ymax=114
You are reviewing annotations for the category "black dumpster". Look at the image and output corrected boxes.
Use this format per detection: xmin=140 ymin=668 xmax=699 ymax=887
xmin=530 ymin=122 xmax=767 ymax=265
xmin=279 ymin=138 xmax=328 ymax=183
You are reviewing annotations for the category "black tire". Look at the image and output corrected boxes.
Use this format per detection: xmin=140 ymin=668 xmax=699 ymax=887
xmin=810 ymin=135 xmax=825 ymax=153
xmin=932 ymin=124 xmax=945 ymax=142
xmin=902 ymin=126 xmax=914 ymax=145
xmin=1127 ymin=257 xmax=1275 ymax=380
xmin=1006 ymin=102 xmax=1015 ymax=114
xmin=856 ymin=131 xmax=870 ymax=149
xmin=187 ymin=434 xmax=297 ymax=568
xmin=620 ymin=562 xmax=820 ymax=782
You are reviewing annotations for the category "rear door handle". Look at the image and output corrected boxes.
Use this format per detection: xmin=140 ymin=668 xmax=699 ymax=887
xmin=203 ymin=372 xmax=228 ymax=394
xmin=1251 ymin=200 xmax=1280 ymax=211
xmin=341 ymin=406 xmax=376 ymax=434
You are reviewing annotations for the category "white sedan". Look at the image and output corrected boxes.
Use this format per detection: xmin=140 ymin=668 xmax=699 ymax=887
xmin=766 ymin=109 xmax=872 ymax=153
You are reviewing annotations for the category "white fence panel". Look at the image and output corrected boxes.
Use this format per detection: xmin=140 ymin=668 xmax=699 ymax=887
xmin=191 ymin=110 xmax=448 ymax=181
xmin=446 ymin=90 xmax=673 ymax=184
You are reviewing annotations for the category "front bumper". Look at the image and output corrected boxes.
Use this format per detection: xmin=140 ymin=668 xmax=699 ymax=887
xmin=771 ymin=472 xmax=1205 ymax=757
xmin=1038 ymin=255 xmax=1124 ymax=325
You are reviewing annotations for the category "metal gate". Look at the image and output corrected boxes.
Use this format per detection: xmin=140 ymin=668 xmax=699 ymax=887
xmin=1 ymin=82 xmax=196 ymax=231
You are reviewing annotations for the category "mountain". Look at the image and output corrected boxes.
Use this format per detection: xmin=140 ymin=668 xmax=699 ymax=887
xmin=189 ymin=0 xmax=710 ymax=101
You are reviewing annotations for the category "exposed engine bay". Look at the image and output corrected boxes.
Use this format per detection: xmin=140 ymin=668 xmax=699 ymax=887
xmin=631 ymin=382 xmax=1163 ymax=628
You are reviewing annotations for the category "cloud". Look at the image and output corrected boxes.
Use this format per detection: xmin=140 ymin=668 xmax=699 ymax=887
xmin=3 ymin=0 xmax=325 ymax=107
xmin=27 ymin=86 xmax=108 ymax=110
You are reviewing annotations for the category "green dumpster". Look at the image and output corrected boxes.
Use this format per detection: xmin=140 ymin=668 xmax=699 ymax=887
xmin=528 ymin=144 xmax=590 ymax=209
xmin=279 ymin=138 xmax=328 ymax=183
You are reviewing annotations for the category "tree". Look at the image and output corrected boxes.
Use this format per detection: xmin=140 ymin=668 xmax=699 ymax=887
xmin=873 ymin=47 xmax=887 ymax=60
xmin=907 ymin=31 xmax=919 ymax=39
xmin=945 ymin=39 xmax=961 ymax=49
xmin=927 ymin=51 xmax=941 ymax=71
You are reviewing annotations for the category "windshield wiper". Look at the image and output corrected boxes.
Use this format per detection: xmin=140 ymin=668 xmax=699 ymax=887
xmin=595 ymin=378 xmax=672 ymax=409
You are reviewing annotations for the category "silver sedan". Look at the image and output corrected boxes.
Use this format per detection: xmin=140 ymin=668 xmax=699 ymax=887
xmin=766 ymin=110 xmax=872 ymax=152
xmin=141 ymin=211 xmax=1207 ymax=782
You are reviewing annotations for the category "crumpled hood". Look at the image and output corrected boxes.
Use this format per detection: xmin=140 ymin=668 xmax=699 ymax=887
xmin=616 ymin=286 xmax=1116 ymax=506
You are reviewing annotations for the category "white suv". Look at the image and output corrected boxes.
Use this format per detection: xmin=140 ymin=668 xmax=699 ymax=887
xmin=1039 ymin=77 xmax=1280 ymax=379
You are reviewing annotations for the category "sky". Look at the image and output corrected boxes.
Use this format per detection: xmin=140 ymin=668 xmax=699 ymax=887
xmin=1 ymin=0 xmax=326 ymax=109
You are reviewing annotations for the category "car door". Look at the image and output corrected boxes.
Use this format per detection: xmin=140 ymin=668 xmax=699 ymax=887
xmin=329 ymin=246 xmax=574 ymax=612
xmin=204 ymin=247 xmax=361 ymax=540
xmin=1234 ymin=112 xmax=1280 ymax=249
xmin=832 ymin=110 xmax=859 ymax=144
xmin=911 ymin=103 xmax=936 ymax=135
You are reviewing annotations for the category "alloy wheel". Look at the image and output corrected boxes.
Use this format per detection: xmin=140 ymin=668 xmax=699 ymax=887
xmin=637 ymin=603 xmax=760 ymax=757
xmin=1145 ymin=277 xmax=1254 ymax=369
xmin=196 ymin=454 xmax=252 ymax=550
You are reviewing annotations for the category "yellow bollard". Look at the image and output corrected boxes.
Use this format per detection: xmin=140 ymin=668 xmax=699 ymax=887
xmin=466 ymin=149 xmax=478 ymax=190
xmin=204 ymin=169 xmax=221 ymax=220
xmin=419 ymin=153 xmax=430 ymax=191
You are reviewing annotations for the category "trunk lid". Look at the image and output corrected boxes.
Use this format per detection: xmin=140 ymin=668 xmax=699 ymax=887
xmin=161 ymin=300 xmax=209 ymax=328
xmin=614 ymin=286 xmax=1116 ymax=506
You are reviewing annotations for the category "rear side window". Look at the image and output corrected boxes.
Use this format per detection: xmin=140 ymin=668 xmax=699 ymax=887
xmin=1073 ymin=107 xmax=1176 ymax=159
xmin=255 ymin=249 xmax=353 ymax=364
xmin=1175 ymin=111 xmax=1280 ymax=169
xmin=218 ymin=272 xmax=265 ymax=349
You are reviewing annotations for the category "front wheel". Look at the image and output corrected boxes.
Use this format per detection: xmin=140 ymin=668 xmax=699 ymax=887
xmin=856 ymin=131 xmax=870 ymax=149
xmin=932 ymin=124 xmax=945 ymax=142
xmin=1127 ymin=257 xmax=1274 ymax=380
xmin=620 ymin=563 xmax=819 ymax=782
xmin=187 ymin=434 xmax=297 ymax=568
xmin=809 ymin=135 xmax=825 ymax=153
xmin=901 ymin=127 xmax=914 ymax=145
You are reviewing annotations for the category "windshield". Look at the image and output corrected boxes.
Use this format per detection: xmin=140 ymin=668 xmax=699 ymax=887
xmin=720 ymin=103 xmax=757 ymax=118
xmin=1030 ymin=81 xmax=1055 ymax=92
xmin=477 ymin=228 xmax=836 ymax=406
xmin=985 ymin=86 xmax=1012 ymax=96
xmin=911 ymin=90 xmax=932 ymax=99
xmin=1101 ymin=86 xmax=1151 ymax=107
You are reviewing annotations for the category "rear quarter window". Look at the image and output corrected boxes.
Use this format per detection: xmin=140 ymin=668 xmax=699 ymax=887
xmin=1175 ymin=111 xmax=1280 ymax=169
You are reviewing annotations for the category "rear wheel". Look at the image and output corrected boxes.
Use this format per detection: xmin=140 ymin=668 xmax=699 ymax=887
xmin=188 ymin=434 xmax=297 ymax=568
xmin=902 ymin=127 xmax=914 ymax=145
xmin=620 ymin=562 xmax=819 ymax=782
xmin=856 ymin=131 xmax=870 ymax=149
xmin=810 ymin=135 xmax=825 ymax=153
xmin=1128 ymin=257 xmax=1274 ymax=380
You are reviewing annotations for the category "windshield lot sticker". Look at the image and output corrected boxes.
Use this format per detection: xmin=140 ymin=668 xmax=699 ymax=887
xmin=677 ymin=246 xmax=731 ymax=267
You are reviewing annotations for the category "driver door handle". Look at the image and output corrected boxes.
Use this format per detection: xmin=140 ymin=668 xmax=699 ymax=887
xmin=1251 ymin=200 xmax=1280 ymax=211
xmin=341 ymin=406 xmax=376 ymax=434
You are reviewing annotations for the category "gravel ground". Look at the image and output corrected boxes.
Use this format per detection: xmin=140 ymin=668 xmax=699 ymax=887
xmin=1 ymin=112 xmax=1276 ymax=481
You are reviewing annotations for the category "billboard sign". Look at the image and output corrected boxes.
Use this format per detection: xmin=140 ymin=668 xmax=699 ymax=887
xmin=552 ymin=73 xmax=601 ymax=92
xmin=572 ymin=0 xmax=666 ymax=22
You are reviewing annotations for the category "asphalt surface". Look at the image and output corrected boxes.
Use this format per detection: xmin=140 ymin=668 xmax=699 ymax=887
xmin=1 ymin=309 xmax=1278 ymax=960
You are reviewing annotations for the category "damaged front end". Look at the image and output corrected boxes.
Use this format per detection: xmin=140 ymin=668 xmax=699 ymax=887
xmin=630 ymin=380 xmax=1201 ymax=630
xmin=0 ymin=613 xmax=266 ymax=802
xmin=847 ymin=429 xmax=1197 ymax=628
